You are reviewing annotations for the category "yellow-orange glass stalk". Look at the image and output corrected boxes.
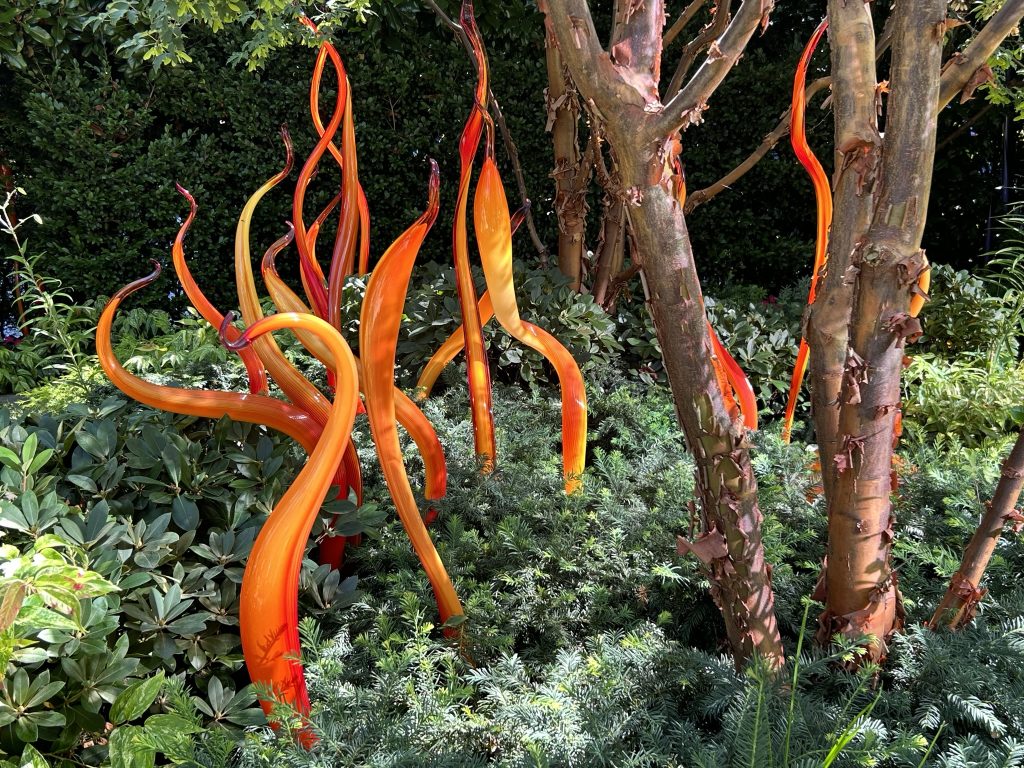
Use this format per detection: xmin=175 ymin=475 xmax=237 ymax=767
xmin=235 ymin=132 xmax=334 ymax=430
xmin=360 ymin=161 xmax=463 ymax=624
xmin=782 ymin=19 xmax=831 ymax=444
xmin=414 ymin=203 xmax=529 ymax=401
xmin=474 ymin=155 xmax=587 ymax=492
xmin=261 ymin=235 xmax=448 ymax=506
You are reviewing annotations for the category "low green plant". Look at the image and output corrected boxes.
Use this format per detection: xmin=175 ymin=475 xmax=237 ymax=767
xmin=1 ymin=190 xmax=99 ymax=397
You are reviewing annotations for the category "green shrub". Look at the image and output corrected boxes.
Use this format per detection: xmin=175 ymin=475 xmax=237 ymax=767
xmin=0 ymin=393 xmax=376 ymax=763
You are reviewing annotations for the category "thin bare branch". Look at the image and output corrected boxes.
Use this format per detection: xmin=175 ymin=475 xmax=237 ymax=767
xmin=664 ymin=0 xmax=733 ymax=99
xmin=664 ymin=0 xmax=709 ymax=47
xmin=939 ymin=0 xmax=1024 ymax=110
xmin=651 ymin=0 xmax=773 ymax=139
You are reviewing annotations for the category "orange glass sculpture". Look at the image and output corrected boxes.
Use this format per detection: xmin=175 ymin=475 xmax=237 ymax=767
xmin=97 ymin=1 xmax=590 ymax=744
xmin=473 ymin=149 xmax=587 ymax=492
xmin=782 ymin=19 xmax=832 ymax=444
xmin=360 ymin=161 xmax=464 ymax=623
xmin=450 ymin=0 xmax=497 ymax=471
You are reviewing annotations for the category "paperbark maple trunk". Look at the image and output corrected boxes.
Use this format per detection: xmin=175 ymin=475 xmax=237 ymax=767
xmin=930 ymin=427 xmax=1024 ymax=629
xmin=622 ymin=159 xmax=781 ymax=667
xmin=545 ymin=37 xmax=590 ymax=290
xmin=812 ymin=0 xmax=945 ymax=659
xmin=540 ymin=0 xmax=784 ymax=668
xmin=592 ymin=197 xmax=625 ymax=308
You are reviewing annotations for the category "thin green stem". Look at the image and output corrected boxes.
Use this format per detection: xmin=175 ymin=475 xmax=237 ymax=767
xmin=783 ymin=599 xmax=812 ymax=766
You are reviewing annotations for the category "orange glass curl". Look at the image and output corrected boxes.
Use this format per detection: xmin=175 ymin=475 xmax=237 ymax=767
xmin=782 ymin=19 xmax=831 ymax=444
xmin=707 ymin=321 xmax=758 ymax=431
xmin=359 ymin=161 xmax=463 ymax=624
xmin=414 ymin=202 xmax=529 ymax=401
xmin=97 ymin=264 xmax=323 ymax=455
xmin=474 ymin=156 xmax=588 ymax=492
xmin=674 ymin=150 xmax=755 ymax=429
xmin=220 ymin=311 xmax=358 ymax=745
xmin=235 ymin=132 xmax=334 ymax=430
xmin=262 ymin=237 xmax=447 ymax=505
xmin=172 ymin=185 xmax=269 ymax=396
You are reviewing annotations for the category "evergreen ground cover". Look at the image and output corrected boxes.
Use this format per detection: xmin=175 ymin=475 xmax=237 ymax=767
xmin=2 ymin=324 xmax=1024 ymax=765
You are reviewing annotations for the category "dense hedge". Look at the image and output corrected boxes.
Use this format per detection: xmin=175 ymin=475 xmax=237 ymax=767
xmin=0 ymin=4 xmax=1017 ymax=321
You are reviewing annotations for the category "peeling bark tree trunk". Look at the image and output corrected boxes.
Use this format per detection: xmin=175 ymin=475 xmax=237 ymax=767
xmin=592 ymin=197 xmax=625 ymax=308
xmin=545 ymin=37 xmax=591 ymax=290
xmin=540 ymin=0 xmax=784 ymax=668
xmin=930 ymin=427 xmax=1024 ymax=630
xmin=812 ymin=0 xmax=945 ymax=659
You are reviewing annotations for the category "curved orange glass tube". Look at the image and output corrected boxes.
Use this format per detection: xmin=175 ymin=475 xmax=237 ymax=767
xmin=98 ymin=265 xmax=323 ymax=458
xmin=262 ymin=237 xmax=447 ymax=505
xmin=451 ymin=0 xmax=497 ymax=472
xmin=326 ymin=85 xmax=362 ymax=326
xmin=303 ymin=16 xmax=371 ymax=281
xmin=257 ymin=226 xmax=360 ymax=569
xmin=670 ymin=151 xmax=754 ymax=429
xmin=235 ymin=134 xmax=334 ymax=430
xmin=707 ymin=321 xmax=758 ymax=430
xmin=360 ymin=161 xmax=462 ymax=625
xmin=172 ymin=185 xmax=269 ymax=396
xmin=292 ymin=39 xmax=344 ymax=320
xmin=910 ymin=264 xmax=930 ymax=318
xmin=415 ymin=292 xmax=495 ymax=401
xmin=782 ymin=18 xmax=832 ymax=444
xmin=414 ymin=202 xmax=529 ymax=401
xmin=474 ymin=156 xmax=587 ymax=492
xmin=222 ymin=311 xmax=358 ymax=744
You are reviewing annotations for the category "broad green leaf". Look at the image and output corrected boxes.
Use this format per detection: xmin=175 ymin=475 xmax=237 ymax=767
xmin=110 ymin=672 xmax=165 ymax=724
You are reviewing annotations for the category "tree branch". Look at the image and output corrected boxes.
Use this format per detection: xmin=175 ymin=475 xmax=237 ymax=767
xmin=939 ymin=0 xmax=1024 ymax=110
xmin=664 ymin=0 xmax=733 ymax=99
xmin=937 ymin=103 xmax=996 ymax=152
xmin=607 ymin=0 xmax=665 ymax=87
xmin=664 ymin=0 xmax=709 ymax=47
xmin=651 ymin=0 xmax=772 ymax=139
xmin=541 ymin=0 xmax=652 ymax=116
xmin=423 ymin=0 xmax=549 ymax=261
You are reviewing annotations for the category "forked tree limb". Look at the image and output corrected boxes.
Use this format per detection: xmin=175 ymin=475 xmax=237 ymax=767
xmin=423 ymin=0 xmax=549 ymax=261
xmin=651 ymin=0 xmax=773 ymax=139
xmin=939 ymin=0 xmax=1024 ymax=110
xmin=930 ymin=427 xmax=1024 ymax=630
xmin=664 ymin=0 xmax=733 ymax=99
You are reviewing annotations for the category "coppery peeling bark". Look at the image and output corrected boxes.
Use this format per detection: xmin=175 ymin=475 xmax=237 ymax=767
xmin=540 ymin=0 xmax=783 ymax=668
xmin=806 ymin=0 xmax=879 ymax=510
xmin=546 ymin=38 xmax=592 ymax=288
xmin=930 ymin=428 xmax=1024 ymax=630
xmin=816 ymin=0 xmax=946 ymax=660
